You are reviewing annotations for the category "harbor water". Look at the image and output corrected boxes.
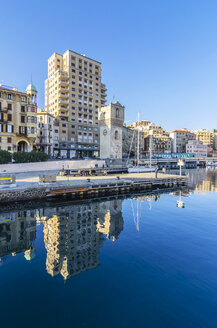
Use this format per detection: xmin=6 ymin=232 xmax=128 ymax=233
xmin=0 ymin=168 xmax=217 ymax=328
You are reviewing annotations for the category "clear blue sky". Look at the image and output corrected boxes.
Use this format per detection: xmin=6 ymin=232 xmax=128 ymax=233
xmin=1 ymin=0 xmax=217 ymax=131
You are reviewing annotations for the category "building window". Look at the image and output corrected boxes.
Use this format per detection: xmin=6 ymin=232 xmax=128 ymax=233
xmin=7 ymin=137 xmax=12 ymax=143
xmin=8 ymin=94 xmax=12 ymax=100
xmin=8 ymin=103 xmax=12 ymax=110
xmin=8 ymin=114 xmax=12 ymax=121
xmin=21 ymin=105 xmax=25 ymax=112
xmin=7 ymin=125 xmax=13 ymax=133
xmin=21 ymin=116 xmax=25 ymax=123
xmin=115 ymin=130 xmax=118 ymax=140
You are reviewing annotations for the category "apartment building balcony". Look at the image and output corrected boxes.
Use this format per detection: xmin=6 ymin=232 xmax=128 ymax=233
xmin=59 ymin=113 xmax=69 ymax=118
xmin=59 ymin=93 xmax=69 ymax=99
xmin=59 ymin=86 xmax=69 ymax=92
xmin=58 ymin=106 xmax=68 ymax=112
xmin=101 ymin=83 xmax=107 ymax=91
xmin=60 ymin=105 xmax=69 ymax=110
xmin=59 ymin=80 xmax=69 ymax=87
xmin=59 ymin=99 xmax=69 ymax=105
xmin=0 ymin=118 xmax=9 ymax=123
xmin=16 ymin=132 xmax=27 ymax=137
xmin=0 ymin=107 xmax=9 ymax=112
xmin=56 ymin=70 xmax=69 ymax=79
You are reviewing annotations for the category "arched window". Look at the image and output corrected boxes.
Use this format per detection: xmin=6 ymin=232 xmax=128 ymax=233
xmin=115 ymin=130 xmax=118 ymax=140
xmin=116 ymin=108 xmax=120 ymax=118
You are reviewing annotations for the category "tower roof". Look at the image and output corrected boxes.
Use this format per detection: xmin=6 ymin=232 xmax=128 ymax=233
xmin=26 ymin=81 xmax=37 ymax=92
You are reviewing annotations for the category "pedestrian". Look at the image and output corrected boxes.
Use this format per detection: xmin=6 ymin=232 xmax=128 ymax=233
xmin=155 ymin=166 xmax=158 ymax=178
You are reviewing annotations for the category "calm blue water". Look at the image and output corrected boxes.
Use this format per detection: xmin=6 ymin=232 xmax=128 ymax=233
xmin=1 ymin=169 xmax=217 ymax=328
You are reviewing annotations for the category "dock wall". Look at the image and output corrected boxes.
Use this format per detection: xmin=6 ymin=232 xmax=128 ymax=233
xmin=0 ymin=176 xmax=187 ymax=204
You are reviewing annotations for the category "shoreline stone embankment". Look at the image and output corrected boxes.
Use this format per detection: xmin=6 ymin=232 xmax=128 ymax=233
xmin=0 ymin=172 xmax=187 ymax=204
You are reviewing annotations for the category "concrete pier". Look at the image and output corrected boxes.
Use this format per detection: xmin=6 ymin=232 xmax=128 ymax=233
xmin=0 ymin=172 xmax=187 ymax=204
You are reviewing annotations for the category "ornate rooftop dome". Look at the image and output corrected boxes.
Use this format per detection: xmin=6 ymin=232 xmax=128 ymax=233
xmin=26 ymin=81 xmax=37 ymax=92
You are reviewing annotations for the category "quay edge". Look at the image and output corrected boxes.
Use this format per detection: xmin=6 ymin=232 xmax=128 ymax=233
xmin=0 ymin=176 xmax=187 ymax=205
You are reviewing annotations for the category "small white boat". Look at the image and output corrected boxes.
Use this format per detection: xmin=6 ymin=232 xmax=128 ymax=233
xmin=128 ymin=166 xmax=155 ymax=173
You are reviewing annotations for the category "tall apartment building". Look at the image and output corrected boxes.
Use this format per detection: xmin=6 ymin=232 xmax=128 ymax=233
xmin=0 ymin=82 xmax=37 ymax=152
xmin=170 ymin=129 xmax=196 ymax=153
xmin=45 ymin=50 xmax=107 ymax=158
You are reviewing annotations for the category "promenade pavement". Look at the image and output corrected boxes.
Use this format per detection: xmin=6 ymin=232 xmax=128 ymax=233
xmin=0 ymin=172 xmax=181 ymax=192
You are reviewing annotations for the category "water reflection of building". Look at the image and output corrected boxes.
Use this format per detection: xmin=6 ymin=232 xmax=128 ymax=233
xmin=38 ymin=203 xmax=104 ymax=280
xmin=0 ymin=210 xmax=36 ymax=262
xmin=37 ymin=199 xmax=124 ymax=280
xmin=97 ymin=199 xmax=124 ymax=241
xmin=188 ymin=169 xmax=217 ymax=192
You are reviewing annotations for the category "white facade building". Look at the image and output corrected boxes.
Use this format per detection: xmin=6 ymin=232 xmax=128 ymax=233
xmin=170 ymin=129 xmax=195 ymax=153
xmin=186 ymin=139 xmax=208 ymax=157
xmin=37 ymin=109 xmax=55 ymax=155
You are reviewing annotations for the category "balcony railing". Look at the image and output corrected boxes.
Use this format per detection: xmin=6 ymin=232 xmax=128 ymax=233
xmin=16 ymin=132 xmax=27 ymax=137
xmin=59 ymin=113 xmax=68 ymax=117
xmin=1 ymin=107 xmax=9 ymax=112
xmin=59 ymin=80 xmax=68 ymax=86
xmin=59 ymin=87 xmax=69 ymax=91
xmin=59 ymin=99 xmax=69 ymax=104
xmin=101 ymin=83 xmax=107 ymax=91
xmin=59 ymin=93 xmax=69 ymax=99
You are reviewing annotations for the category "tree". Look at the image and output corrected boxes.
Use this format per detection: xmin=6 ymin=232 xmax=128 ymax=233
xmin=0 ymin=150 xmax=12 ymax=164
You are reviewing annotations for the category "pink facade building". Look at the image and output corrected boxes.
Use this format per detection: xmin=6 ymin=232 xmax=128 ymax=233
xmin=186 ymin=140 xmax=208 ymax=157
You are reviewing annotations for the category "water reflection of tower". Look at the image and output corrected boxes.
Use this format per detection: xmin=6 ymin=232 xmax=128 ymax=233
xmin=97 ymin=199 xmax=124 ymax=242
xmin=0 ymin=210 xmax=36 ymax=261
xmin=41 ymin=203 xmax=105 ymax=280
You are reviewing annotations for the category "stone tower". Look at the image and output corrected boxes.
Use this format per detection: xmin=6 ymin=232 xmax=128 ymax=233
xmin=25 ymin=81 xmax=38 ymax=151
xmin=98 ymin=101 xmax=125 ymax=159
